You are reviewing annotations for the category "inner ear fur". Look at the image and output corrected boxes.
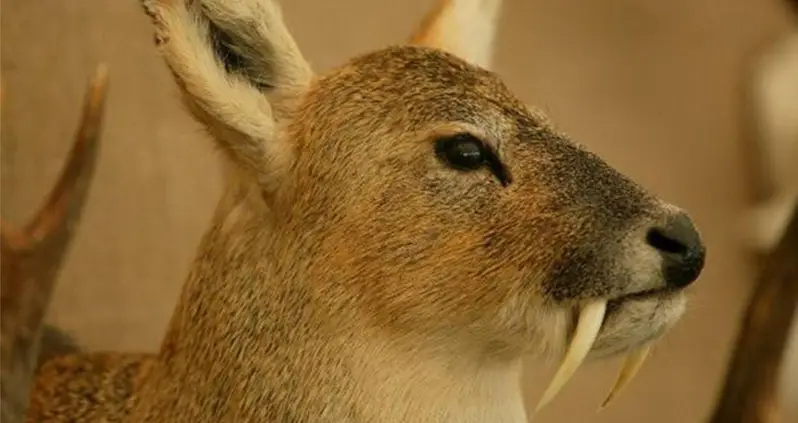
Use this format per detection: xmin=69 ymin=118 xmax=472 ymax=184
xmin=141 ymin=0 xmax=313 ymax=188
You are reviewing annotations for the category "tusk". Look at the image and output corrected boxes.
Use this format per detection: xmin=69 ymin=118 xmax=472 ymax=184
xmin=534 ymin=301 xmax=607 ymax=414
xmin=599 ymin=346 xmax=652 ymax=410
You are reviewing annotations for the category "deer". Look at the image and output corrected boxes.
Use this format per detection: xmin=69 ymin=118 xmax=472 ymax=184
xmin=1 ymin=0 xmax=709 ymax=422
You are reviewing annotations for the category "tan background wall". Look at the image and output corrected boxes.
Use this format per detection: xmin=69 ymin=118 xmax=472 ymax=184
xmin=1 ymin=0 xmax=795 ymax=422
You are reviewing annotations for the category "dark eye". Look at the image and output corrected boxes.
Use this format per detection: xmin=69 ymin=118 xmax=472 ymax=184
xmin=434 ymin=134 xmax=487 ymax=171
xmin=433 ymin=133 xmax=513 ymax=186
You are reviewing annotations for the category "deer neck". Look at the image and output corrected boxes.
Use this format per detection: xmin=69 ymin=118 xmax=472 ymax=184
xmin=343 ymin=332 xmax=528 ymax=423
xmin=141 ymin=184 xmax=527 ymax=423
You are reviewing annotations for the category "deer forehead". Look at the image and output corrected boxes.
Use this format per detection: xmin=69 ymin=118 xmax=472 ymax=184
xmin=292 ymin=46 xmax=535 ymax=149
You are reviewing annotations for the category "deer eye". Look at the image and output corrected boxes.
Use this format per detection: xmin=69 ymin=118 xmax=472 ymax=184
xmin=434 ymin=133 xmax=513 ymax=187
xmin=434 ymin=134 xmax=487 ymax=171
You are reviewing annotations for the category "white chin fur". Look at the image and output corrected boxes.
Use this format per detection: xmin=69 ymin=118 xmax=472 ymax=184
xmin=590 ymin=292 xmax=687 ymax=358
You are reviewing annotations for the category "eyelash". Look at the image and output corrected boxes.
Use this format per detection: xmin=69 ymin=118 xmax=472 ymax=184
xmin=433 ymin=133 xmax=512 ymax=187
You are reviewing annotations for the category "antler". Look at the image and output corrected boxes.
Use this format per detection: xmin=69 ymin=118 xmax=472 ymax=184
xmin=709 ymin=202 xmax=798 ymax=423
xmin=0 ymin=65 xmax=109 ymax=423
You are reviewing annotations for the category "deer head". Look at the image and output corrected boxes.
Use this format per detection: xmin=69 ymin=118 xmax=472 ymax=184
xmin=130 ymin=0 xmax=707 ymax=421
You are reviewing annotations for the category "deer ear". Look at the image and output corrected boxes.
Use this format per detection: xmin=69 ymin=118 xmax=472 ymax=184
xmin=409 ymin=0 xmax=503 ymax=69
xmin=142 ymin=0 xmax=312 ymax=189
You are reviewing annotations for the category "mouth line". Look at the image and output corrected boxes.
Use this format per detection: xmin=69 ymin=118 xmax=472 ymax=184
xmin=564 ymin=287 xmax=682 ymax=341
xmin=612 ymin=287 xmax=675 ymax=304
xmin=602 ymin=287 xmax=680 ymax=326
xmin=565 ymin=288 xmax=678 ymax=334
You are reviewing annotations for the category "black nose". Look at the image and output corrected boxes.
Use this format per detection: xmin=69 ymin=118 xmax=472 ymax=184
xmin=646 ymin=212 xmax=706 ymax=289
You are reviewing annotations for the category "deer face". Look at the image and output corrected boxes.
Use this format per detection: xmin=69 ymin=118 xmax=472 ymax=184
xmin=143 ymin=0 xmax=705 ymax=410
xmin=289 ymin=45 xmax=704 ymax=360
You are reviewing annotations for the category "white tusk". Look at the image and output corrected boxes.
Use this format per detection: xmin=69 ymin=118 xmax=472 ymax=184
xmin=599 ymin=346 xmax=652 ymax=410
xmin=534 ymin=301 xmax=607 ymax=414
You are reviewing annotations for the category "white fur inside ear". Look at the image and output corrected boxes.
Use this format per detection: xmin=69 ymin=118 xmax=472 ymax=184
xmin=413 ymin=0 xmax=503 ymax=69
xmin=148 ymin=0 xmax=308 ymax=190
xmin=160 ymin=5 xmax=277 ymax=142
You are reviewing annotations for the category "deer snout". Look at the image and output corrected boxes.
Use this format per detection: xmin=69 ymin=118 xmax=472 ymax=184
xmin=645 ymin=212 xmax=706 ymax=289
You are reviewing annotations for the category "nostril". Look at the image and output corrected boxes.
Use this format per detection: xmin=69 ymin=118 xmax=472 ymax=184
xmin=646 ymin=212 xmax=706 ymax=289
xmin=646 ymin=227 xmax=688 ymax=256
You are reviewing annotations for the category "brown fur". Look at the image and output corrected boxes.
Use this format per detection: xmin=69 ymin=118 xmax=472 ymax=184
xmin=22 ymin=1 xmax=704 ymax=422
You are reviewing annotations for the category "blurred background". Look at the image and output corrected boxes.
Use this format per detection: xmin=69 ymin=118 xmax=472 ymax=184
xmin=1 ymin=0 xmax=796 ymax=422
